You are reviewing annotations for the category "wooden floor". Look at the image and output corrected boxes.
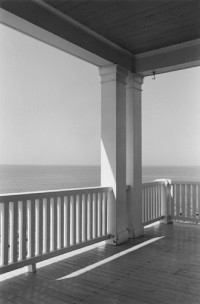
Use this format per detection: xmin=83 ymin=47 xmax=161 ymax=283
xmin=1 ymin=222 xmax=200 ymax=304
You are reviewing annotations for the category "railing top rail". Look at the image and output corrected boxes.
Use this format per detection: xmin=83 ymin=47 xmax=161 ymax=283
xmin=142 ymin=181 xmax=166 ymax=187
xmin=171 ymin=181 xmax=200 ymax=186
xmin=0 ymin=186 xmax=112 ymax=201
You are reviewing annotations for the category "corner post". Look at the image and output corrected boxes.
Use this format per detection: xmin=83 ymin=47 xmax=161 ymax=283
xmin=99 ymin=64 xmax=128 ymax=245
xmin=160 ymin=180 xmax=173 ymax=224
xmin=126 ymin=72 xmax=144 ymax=238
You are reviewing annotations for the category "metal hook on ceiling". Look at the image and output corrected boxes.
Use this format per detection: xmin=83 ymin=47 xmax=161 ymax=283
xmin=152 ymin=71 xmax=156 ymax=80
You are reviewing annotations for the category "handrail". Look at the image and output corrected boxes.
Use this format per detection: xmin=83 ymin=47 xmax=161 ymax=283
xmin=0 ymin=186 xmax=112 ymax=274
xmin=142 ymin=181 xmax=166 ymax=188
xmin=171 ymin=181 xmax=200 ymax=186
xmin=0 ymin=186 xmax=112 ymax=200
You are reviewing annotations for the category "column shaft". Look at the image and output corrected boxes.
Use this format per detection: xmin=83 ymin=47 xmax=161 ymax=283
xmin=126 ymin=73 xmax=144 ymax=238
xmin=99 ymin=64 xmax=128 ymax=245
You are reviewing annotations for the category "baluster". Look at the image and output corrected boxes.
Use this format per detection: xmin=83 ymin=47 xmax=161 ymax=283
xmin=9 ymin=201 xmax=18 ymax=263
xmin=18 ymin=201 xmax=23 ymax=260
xmin=56 ymin=197 xmax=60 ymax=250
xmin=158 ymin=185 xmax=161 ymax=217
xmin=27 ymin=200 xmax=31 ymax=258
xmin=150 ymin=187 xmax=153 ymax=220
xmin=173 ymin=184 xmax=176 ymax=217
xmin=145 ymin=187 xmax=147 ymax=221
xmin=187 ymin=185 xmax=191 ymax=218
xmin=82 ymin=194 xmax=88 ymax=242
xmin=181 ymin=184 xmax=185 ymax=218
xmin=53 ymin=197 xmax=57 ymax=251
xmin=152 ymin=186 xmax=155 ymax=219
xmin=147 ymin=187 xmax=150 ymax=221
xmin=147 ymin=187 xmax=149 ymax=220
xmin=46 ymin=198 xmax=50 ymax=253
xmin=142 ymin=188 xmax=144 ymax=223
xmin=197 ymin=185 xmax=200 ymax=220
xmin=22 ymin=200 xmax=27 ymax=260
xmin=98 ymin=192 xmax=102 ymax=237
xmin=103 ymin=191 xmax=108 ymax=235
xmin=171 ymin=184 xmax=175 ymax=217
xmin=79 ymin=194 xmax=83 ymax=243
xmin=158 ymin=184 xmax=162 ymax=218
xmin=192 ymin=185 xmax=197 ymax=219
xmin=77 ymin=194 xmax=82 ymax=244
xmin=64 ymin=196 xmax=70 ymax=247
xmin=70 ymin=195 xmax=76 ymax=245
xmin=144 ymin=187 xmax=148 ymax=222
xmin=35 ymin=199 xmax=39 ymax=256
xmin=88 ymin=193 xmax=93 ymax=240
xmin=176 ymin=184 xmax=180 ymax=218
xmin=38 ymin=198 xmax=43 ymax=255
xmin=27 ymin=200 xmax=35 ymax=258
xmin=149 ymin=187 xmax=152 ymax=221
xmin=146 ymin=188 xmax=149 ymax=221
xmin=0 ymin=202 xmax=9 ymax=266
xmin=60 ymin=196 xmax=64 ymax=249
xmin=43 ymin=198 xmax=50 ymax=253
xmin=152 ymin=186 xmax=154 ymax=220
xmin=93 ymin=193 xmax=97 ymax=238
xmin=31 ymin=199 xmax=35 ymax=258
xmin=155 ymin=186 xmax=158 ymax=218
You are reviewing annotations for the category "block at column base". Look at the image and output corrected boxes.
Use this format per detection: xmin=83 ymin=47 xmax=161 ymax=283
xmin=128 ymin=226 xmax=144 ymax=239
xmin=161 ymin=216 xmax=173 ymax=224
xmin=106 ymin=229 xmax=128 ymax=245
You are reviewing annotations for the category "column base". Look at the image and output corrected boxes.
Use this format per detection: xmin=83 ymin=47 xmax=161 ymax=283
xmin=106 ymin=229 xmax=128 ymax=245
xmin=161 ymin=215 xmax=173 ymax=224
xmin=128 ymin=226 xmax=144 ymax=239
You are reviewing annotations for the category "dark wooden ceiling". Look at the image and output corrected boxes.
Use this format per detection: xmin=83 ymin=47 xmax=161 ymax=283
xmin=43 ymin=0 xmax=200 ymax=54
xmin=1 ymin=0 xmax=200 ymax=74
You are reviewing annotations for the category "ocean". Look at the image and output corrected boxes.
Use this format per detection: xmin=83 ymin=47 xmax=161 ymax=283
xmin=142 ymin=166 xmax=200 ymax=183
xmin=0 ymin=165 xmax=200 ymax=194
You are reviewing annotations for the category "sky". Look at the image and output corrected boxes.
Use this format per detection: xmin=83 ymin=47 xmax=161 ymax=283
xmin=0 ymin=24 xmax=200 ymax=166
xmin=142 ymin=67 xmax=200 ymax=166
xmin=0 ymin=24 xmax=101 ymax=166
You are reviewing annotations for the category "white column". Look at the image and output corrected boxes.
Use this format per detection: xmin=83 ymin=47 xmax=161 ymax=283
xmin=126 ymin=72 xmax=144 ymax=238
xmin=99 ymin=64 xmax=128 ymax=245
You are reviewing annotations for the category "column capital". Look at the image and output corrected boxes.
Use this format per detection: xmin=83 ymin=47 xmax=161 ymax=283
xmin=99 ymin=64 xmax=128 ymax=84
xmin=127 ymin=72 xmax=143 ymax=91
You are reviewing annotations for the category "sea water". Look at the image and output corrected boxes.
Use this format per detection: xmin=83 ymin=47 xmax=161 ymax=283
xmin=0 ymin=165 xmax=200 ymax=194
xmin=142 ymin=166 xmax=200 ymax=183
xmin=0 ymin=165 xmax=100 ymax=194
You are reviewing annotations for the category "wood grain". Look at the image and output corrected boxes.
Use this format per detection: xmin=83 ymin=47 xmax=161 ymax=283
xmin=1 ymin=222 xmax=200 ymax=303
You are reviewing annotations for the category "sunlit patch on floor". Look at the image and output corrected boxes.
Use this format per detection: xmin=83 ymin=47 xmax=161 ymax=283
xmin=56 ymin=236 xmax=164 ymax=280
xmin=0 ymin=241 xmax=106 ymax=282
xmin=144 ymin=220 xmax=162 ymax=228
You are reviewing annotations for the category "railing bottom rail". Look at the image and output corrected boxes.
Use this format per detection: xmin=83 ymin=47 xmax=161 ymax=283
xmin=143 ymin=216 xmax=164 ymax=227
xmin=0 ymin=235 xmax=110 ymax=275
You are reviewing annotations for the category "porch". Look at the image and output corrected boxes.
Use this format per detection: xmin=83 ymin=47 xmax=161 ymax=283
xmin=0 ymin=221 xmax=200 ymax=304
xmin=0 ymin=2 xmax=200 ymax=302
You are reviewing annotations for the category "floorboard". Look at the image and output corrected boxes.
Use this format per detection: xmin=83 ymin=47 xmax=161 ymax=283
xmin=1 ymin=222 xmax=200 ymax=304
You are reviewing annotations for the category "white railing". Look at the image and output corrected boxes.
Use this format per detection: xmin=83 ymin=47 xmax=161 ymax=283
xmin=142 ymin=181 xmax=166 ymax=225
xmin=0 ymin=187 xmax=112 ymax=274
xmin=170 ymin=181 xmax=200 ymax=223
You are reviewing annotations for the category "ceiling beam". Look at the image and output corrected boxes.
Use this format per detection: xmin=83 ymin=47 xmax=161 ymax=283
xmin=135 ymin=39 xmax=200 ymax=76
xmin=0 ymin=1 xmax=133 ymax=71
xmin=1 ymin=1 xmax=200 ymax=77
xmin=0 ymin=8 xmax=111 ymax=68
